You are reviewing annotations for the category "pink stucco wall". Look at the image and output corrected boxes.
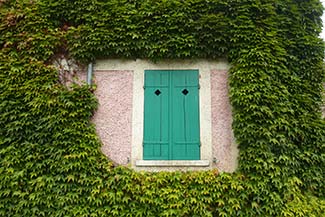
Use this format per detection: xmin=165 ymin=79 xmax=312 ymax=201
xmin=92 ymin=70 xmax=133 ymax=165
xmin=211 ymin=69 xmax=238 ymax=172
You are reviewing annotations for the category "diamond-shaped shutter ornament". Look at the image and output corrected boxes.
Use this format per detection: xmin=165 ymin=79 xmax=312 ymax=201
xmin=182 ymin=89 xmax=189 ymax=95
xmin=155 ymin=89 xmax=161 ymax=96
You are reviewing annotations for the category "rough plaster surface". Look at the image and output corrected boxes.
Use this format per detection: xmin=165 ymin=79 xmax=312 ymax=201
xmin=211 ymin=70 xmax=238 ymax=172
xmin=92 ymin=70 xmax=133 ymax=165
xmin=93 ymin=59 xmax=238 ymax=172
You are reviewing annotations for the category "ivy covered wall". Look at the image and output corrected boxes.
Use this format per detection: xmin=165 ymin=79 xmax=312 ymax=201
xmin=0 ymin=0 xmax=324 ymax=216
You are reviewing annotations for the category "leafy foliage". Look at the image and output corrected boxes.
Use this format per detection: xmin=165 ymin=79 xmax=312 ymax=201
xmin=0 ymin=0 xmax=324 ymax=216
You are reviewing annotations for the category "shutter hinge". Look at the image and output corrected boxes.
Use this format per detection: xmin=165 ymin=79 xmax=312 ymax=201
xmin=198 ymin=84 xmax=200 ymax=89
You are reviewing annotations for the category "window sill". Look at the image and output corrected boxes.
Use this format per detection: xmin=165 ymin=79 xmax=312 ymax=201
xmin=135 ymin=160 xmax=210 ymax=167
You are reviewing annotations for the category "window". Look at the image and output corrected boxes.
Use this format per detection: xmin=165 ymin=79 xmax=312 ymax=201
xmin=143 ymin=70 xmax=200 ymax=160
xmin=94 ymin=59 xmax=234 ymax=170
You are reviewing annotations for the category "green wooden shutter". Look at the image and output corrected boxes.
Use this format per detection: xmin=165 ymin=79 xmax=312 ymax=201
xmin=143 ymin=70 xmax=169 ymax=160
xmin=143 ymin=70 xmax=200 ymax=160
xmin=171 ymin=70 xmax=200 ymax=160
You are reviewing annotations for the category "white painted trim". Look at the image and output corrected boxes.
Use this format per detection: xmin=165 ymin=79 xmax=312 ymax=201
xmin=136 ymin=160 xmax=210 ymax=167
xmin=95 ymin=59 xmax=230 ymax=170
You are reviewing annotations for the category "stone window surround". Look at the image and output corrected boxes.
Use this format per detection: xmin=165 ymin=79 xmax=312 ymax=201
xmin=94 ymin=59 xmax=230 ymax=171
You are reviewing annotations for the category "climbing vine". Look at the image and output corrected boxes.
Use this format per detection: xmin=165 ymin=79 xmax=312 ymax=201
xmin=0 ymin=0 xmax=324 ymax=216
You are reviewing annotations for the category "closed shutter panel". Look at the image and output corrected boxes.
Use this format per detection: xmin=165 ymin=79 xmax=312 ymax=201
xmin=143 ymin=70 xmax=200 ymax=160
xmin=171 ymin=70 xmax=200 ymax=160
xmin=143 ymin=70 xmax=169 ymax=160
